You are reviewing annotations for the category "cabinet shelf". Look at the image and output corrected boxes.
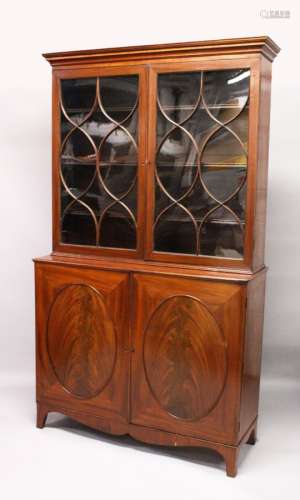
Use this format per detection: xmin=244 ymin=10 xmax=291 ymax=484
xmin=62 ymin=209 xmax=244 ymax=226
xmin=61 ymin=156 xmax=246 ymax=169
xmin=63 ymin=103 xmax=249 ymax=114
xmin=61 ymin=155 xmax=137 ymax=166
xmin=157 ymin=163 xmax=247 ymax=168
xmin=62 ymin=106 xmax=137 ymax=114
xmin=160 ymin=104 xmax=249 ymax=111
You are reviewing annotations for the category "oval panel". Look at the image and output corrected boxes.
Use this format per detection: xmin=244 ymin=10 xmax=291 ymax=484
xmin=143 ymin=296 xmax=227 ymax=420
xmin=47 ymin=284 xmax=116 ymax=399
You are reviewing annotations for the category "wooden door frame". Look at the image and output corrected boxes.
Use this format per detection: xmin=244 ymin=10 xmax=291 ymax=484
xmin=51 ymin=64 xmax=148 ymax=260
xmin=130 ymin=272 xmax=247 ymax=444
xmin=144 ymin=56 xmax=262 ymax=272
xmin=35 ymin=261 xmax=131 ymax=422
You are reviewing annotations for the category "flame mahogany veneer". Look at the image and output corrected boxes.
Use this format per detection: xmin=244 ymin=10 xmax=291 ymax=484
xmin=34 ymin=37 xmax=279 ymax=477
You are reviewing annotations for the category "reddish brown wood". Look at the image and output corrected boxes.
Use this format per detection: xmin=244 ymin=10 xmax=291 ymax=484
xmin=247 ymin=422 xmax=258 ymax=445
xmin=239 ymin=272 xmax=266 ymax=440
xmin=39 ymin=400 xmax=128 ymax=435
xmin=36 ymin=398 xmax=257 ymax=477
xmin=34 ymin=258 xmax=261 ymax=473
xmin=131 ymin=273 xmax=245 ymax=444
xmin=35 ymin=253 xmax=265 ymax=282
xmin=48 ymin=40 xmax=277 ymax=273
xmin=36 ymin=402 xmax=48 ymax=429
xmin=47 ymin=284 xmax=117 ymax=399
xmin=35 ymin=37 xmax=279 ymax=476
xmin=145 ymin=58 xmax=261 ymax=272
xmin=52 ymin=65 xmax=148 ymax=261
xmin=252 ymin=57 xmax=273 ymax=271
xmin=43 ymin=36 xmax=280 ymax=67
xmin=35 ymin=262 xmax=130 ymax=422
xmin=143 ymin=295 xmax=227 ymax=420
xmin=223 ymin=447 xmax=239 ymax=478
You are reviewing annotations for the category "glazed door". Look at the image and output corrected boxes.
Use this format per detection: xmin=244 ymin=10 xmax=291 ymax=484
xmin=131 ymin=273 xmax=245 ymax=443
xmin=145 ymin=60 xmax=256 ymax=269
xmin=35 ymin=263 xmax=130 ymax=424
xmin=53 ymin=65 xmax=147 ymax=259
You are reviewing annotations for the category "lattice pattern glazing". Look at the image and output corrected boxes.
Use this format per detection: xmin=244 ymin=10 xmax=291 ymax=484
xmin=154 ymin=69 xmax=250 ymax=258
xmin=60 ymin=75 xmax=139 ymax=249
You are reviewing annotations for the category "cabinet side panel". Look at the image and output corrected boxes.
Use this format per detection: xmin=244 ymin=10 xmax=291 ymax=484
xmin=35 ymin=263 xmax=44 ymax=403
xmin=239 ymin=272 xmax=266 ymax=439
xmin=252 ymin=58 xmax=272 ymax=271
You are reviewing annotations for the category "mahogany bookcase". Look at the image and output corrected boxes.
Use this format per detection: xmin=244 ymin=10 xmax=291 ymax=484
xmin=34 ymin=36 xmax=280 ymax=476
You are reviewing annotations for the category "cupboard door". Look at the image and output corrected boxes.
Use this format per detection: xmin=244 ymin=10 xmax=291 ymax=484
xmin=131 ymin=274 xmax=245 ymax=443
xmin=53 ymin=65 xmax=147 ymax=259
xmin=145 ymin=60 xmax=257 ymax=269
xmin=35 ymin=263 xmax=130 ymax=422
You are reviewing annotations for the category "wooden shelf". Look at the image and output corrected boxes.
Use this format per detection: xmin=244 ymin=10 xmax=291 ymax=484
xmin=62 ymin=106 xmax=137 ymax=114
xmin=62 ymin=209 xmax=244 ymax=226
xmin=157 ymin=163 xmax=247 ymax=168
xmin=61 ymin=156 xmax=246 ymax=169
xmin=61 ymin=156 xmax=137 ymax=166
xmin=160 ymin=104 xmax=249 ymax=111
xmin=62 ymin=103 xmax=249 ymax=114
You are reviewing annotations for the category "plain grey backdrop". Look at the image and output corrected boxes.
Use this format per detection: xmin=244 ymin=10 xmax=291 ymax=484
xmin=0 ymin=1 xmax=299 ymax=498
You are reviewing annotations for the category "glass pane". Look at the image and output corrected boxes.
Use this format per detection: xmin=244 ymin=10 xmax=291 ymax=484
xmin=60 ymin=75 xmax=139 ymax=249
xmin=101 ymin=203 xmax=136 ymax=249
xmin=202 ymin=165 xmax=246 ymax=202
xmin=61 ymin=200 xmax=96 ymax=246
xmin=61 ymin=78 xmax=96 ymax=121
xmin=202 ymin=108 xmax=248 ymax=165
xmin=154 ymin=68 xmax=249 ymax=259
xmin=154 ymin=205 xmax=197 ymax=254
xmin=199 ymin=207 xmax=244 ymax=258
xmin=203 ymin=69 xmax=249 ymax=121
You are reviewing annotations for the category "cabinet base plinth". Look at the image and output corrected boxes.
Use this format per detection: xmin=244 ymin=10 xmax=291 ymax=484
xmin=36 ymin=402 xmax=257 ymax=477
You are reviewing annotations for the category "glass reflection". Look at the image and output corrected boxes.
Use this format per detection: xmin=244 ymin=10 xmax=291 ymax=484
xmin=200 ymin=206 xmax=244 ymax=258
xmin=155 ymin=205 xmax=197 ymax=255
xmin=154 ymin=68 xmax=249 ymax=258
xmin=60 ymin=75 xmax=139 ymax=249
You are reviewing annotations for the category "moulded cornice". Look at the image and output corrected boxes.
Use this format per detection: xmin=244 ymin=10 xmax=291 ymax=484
xmin=43 ymin=36 xmax=280 ymax=67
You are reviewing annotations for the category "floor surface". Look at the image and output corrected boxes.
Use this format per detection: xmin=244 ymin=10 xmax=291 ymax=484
xmin=0 ymin=374 xmax=299 ymax=499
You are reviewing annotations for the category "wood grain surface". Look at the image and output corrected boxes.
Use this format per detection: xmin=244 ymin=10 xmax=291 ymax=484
xmin=35 ymin=36 xmax=279 ymax=476
xmin=47 ymin=284 xmax=116 ymax=399
xmin=143 ymin=296 xmax=227 ymax=420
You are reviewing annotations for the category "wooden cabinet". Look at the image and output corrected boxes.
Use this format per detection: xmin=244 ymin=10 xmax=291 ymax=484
xmin=35 ymin=264 xmax=130 ymax=426
xmin=35 ymin=36 xmax=279 ymax=476
xmin=131 ymin=274 xmax=245 ymax=443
